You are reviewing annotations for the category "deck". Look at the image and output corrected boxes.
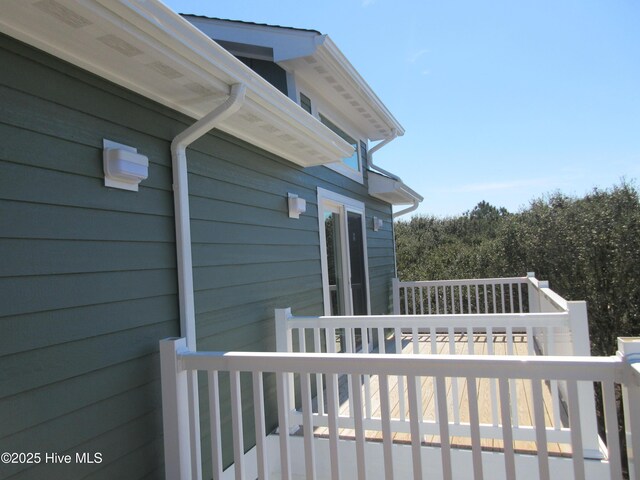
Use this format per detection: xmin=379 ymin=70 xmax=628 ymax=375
xmin=312 ymin=332 xmax=572 ymax=456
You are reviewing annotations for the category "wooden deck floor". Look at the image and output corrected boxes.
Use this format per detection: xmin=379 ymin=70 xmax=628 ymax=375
xmin=312 ymin=332 xmax=572 ymax=456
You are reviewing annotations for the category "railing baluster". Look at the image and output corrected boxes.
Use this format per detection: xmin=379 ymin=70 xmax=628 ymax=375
xmin=467 ymin=326 xmax=474 ymax=355
xmin=362 ymin=327 xmax=372 ymax=418
xmin=419 ymin=286 xmax=425 ymax=315
xmin=430 ymin=326 xmax=437 ymax=354
xmin=459 ymin=285 xmax=464 ymax=315
xmin=427 ymin=285 xmax=433 ymax=314
xmin=567 ymin=380 xmax=585 ymax=480
xmin=301 ymin=372 xmax=316 ymax=480
xmin=252 ymin=371 xmax=269 ymax=480
xmin=412 ymin=327 xmax=419 ymax=354
xmin=474 ymin=284 xmax=479 ymax=314
xmin=407 ymin=374 xmax=423 ymax=480
xmin=345 ymin=328 xmax=354 ymax=417
xmin=466 ymin=285 xmax=472 ymax=314
xmin=499 ymin=377 xmax=516 ymax=479
xmin=378 ymin=327 xmax=386 ymax=354
xmin=230 ymin=370 xmax=245 ymax=480
xmin=518 ymin=282 xmax=524 ymax=313
xmin=208 ymin=371 xmax=223 ymax=480
xmin=448 ymin=327 xmax=460 ymax=424
xmin=509 ymin=283 xmax=514 ymax=313
xmin=451 ymin=286 xmax=456 ymax=314
xmin=492 ymin=284 xmax=497 ymax=314
xmin=276 ymin=371 xmax=292 ymax=480
xmin=602 ymin=379 xmax=623 ymax=480
xmin=487 ymin=327 xmax=499 ymax=426
xmin=379 ymin=374 xmax=394 ymax=480
xmin=411 ymin=286 xmax=417 ymax=315
xmin=436 ymin=375 xmax=452 ymax=480
xmin=403 ymin=287 xmax=409 ymax=315
xmin=526 ymin=326 xmax=535 ymax=355
xmin=500 ymin=283 xmax=506 ymax=313
xmin=395 ymin=327 xmax=406 ymax=421
xmin=298 ymin=328 xmax=305 ymax=353
xmin=314 ymin=328 xmax=324 ymax=416
xmin=483 ymin=284 xmax=488 ymax=314
xmin=351 ymin=372 xmax=367 ymax=480
xmin=466 ymin=376 xmax=483 ymax=480
xmin=443 ymin=285 xmax=448 ymax=314
xmin=436 ymin=286 xmax=441 ymax=314
xmin=531 ymin=378 xmax=550 ymax=480
xmin=326 ymin=372 xmax=341 ymax=480
xmin=506 ymin=326 xmax=519 ymax=428
xmin=547 ymin=326 xmax=562 ymax=430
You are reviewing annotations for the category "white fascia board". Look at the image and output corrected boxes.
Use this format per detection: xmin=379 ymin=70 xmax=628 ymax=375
xmin=0 ymin=0 xmax=353 ymax=166
xmin=316 ymin=36 xmax=405 ymax=137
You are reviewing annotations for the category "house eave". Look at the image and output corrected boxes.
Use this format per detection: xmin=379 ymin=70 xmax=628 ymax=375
xmin=368 ymin=170 xmax=423 ymax=206
xmin=0 ymin=0 xmax=353 ymax=167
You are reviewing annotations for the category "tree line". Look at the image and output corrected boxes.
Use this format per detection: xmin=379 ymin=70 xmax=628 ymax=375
xmin=395 ymin=181 xmax=640 ymax=356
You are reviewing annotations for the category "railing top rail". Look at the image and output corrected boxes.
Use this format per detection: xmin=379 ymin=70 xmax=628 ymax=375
xmin=539 ymin=287 xmax=569 ymax=311
xmin=178 ymin=348 xmax=623 ymax=382
xmin=396 ymin=276 xmax=528 ymax=287
xmin=286 ymin=312 xmax=569 ymax=329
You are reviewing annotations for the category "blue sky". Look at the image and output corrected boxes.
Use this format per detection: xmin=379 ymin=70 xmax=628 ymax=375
xmin=162 ymin=0 xmax=640 ymax=217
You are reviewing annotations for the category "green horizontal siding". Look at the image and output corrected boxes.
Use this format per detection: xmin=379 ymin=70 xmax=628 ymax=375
xmin=1 ymin=30 xmax=397 ymax=480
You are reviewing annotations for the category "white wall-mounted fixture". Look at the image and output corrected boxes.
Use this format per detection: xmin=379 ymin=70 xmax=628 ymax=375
xmin=103 ymin=139 xmax=149 ymax=191
xmin=288 ymin=193 xmax=306 ymax=219
xmin=373 ymin=216 xmax=384 ymax=231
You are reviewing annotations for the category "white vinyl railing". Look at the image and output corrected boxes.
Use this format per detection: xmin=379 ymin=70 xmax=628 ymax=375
xmin=160 ymin=337 xmax=640 ymax=480
xmin=393 ymin=276 xmax=531 ymax=316
xmin=275 ymin=306 xmax=601 ymax=461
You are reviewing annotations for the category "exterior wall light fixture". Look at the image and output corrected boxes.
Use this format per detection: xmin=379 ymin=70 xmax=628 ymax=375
xmin=373 ymin=216 xmax=384 ymax=231
xmin=288 ymin=193 xmax=306 ymax=219
xmin=103 ymin=139 xmax=149 ymax=191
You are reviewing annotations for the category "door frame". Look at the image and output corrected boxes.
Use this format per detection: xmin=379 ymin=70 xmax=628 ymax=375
xmin=317 ymin=187 xmax=371 ymax=316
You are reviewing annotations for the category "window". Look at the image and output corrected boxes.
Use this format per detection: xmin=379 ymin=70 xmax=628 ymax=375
xmin=319 ymin=114 xmax=360 ymax=173
xmin=300 ymin=92 xmax=312 ymax=114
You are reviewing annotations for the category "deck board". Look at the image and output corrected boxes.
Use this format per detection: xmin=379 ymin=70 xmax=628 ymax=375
xmin=310 ymin=332 xmax=572 ymax=456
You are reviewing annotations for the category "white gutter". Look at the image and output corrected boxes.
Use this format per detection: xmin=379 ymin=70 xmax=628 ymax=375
xmin=170 ymin=82 xmax=247 ymax=480
xmin=368 ymin=130 xmax=423 ymax=218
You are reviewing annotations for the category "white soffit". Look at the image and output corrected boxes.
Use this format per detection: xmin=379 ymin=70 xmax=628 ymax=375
xmin=368 ymin=171 xmax=423 ymax=206
xmin=281 ymin=36 xmax=405 ymax=142
xmin=0 ymin=0 xmax=353 ymax=167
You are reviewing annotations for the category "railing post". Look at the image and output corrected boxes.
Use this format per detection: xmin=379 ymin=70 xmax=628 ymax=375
xmin=160 ymin=338 xmax=192 ymax=480
xmin=526 ymin=272 xmax=540 ymax=313
xmin=392 ymin=277 xmax=401 ymax=315
xmin=567 ymin=301 xmax=603 ymax=459
xmin=619 ymin=338 xmax=640 ymax=479
xmin=275 ymin=308 xmax=297 ymax=424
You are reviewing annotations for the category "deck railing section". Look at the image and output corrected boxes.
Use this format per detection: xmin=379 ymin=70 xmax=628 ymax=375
xmin=160 ymin=337 xmax=640 ymax=480
xmin=275 ymin=306 xmax=602 ymax=461
xmin=392 ymin=276 xmax=531 ymax=316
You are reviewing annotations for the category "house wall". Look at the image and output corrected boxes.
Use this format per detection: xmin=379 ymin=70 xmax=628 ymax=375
xmin=0 ymin=33 xmax=395 ymax=479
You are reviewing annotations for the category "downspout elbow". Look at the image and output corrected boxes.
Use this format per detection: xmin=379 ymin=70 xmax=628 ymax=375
xmin=393 ymin=198 xmax=421 ymax=219
xmin=368 ymin=129 xmax=401 ymax=181
xmin=171 ymin=83 xmax=247 ymax=349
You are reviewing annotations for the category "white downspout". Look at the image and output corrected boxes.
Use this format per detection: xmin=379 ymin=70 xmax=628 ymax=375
xmin=367 ymin=129 xmax=421 ymax=218
xmin=392 ymin=199 xmax=421 ymax=218
xmin=170 ymin=83 xmax=247 ymax=480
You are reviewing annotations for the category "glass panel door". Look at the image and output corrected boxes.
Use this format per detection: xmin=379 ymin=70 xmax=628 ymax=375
xmin=324 ymin=209 xmax=346 ymax=316
xmin=347 ymin=211 xmax=368 ymax=315
xmin=318 ymin=189 xmax=370 ymax=319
